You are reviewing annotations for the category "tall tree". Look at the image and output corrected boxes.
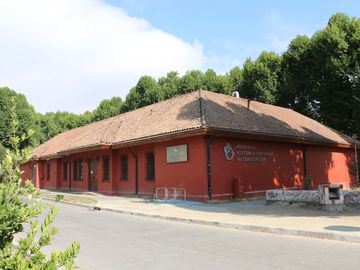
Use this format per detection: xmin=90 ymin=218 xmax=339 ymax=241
xmin=40 ymin=112 xmax=75 ymax=142
xmin=39 ymin=111 xmax=93 ymax=143
xmin=93 ymin=97 xmax=123 ymax=121
xmin=178 ymin=70 xmax=204 ymax=94
xmin=227 ymin=66 xmax=243 ymax=94
xmin=203 ymin=69 xmax=231 ymax=94
xmin=158 ymin=71 xmax=181 ymax=99
xmin=240 ymin=51 xmax=282 ymax=104
xmin=0 ymin=87 xmax=41 ymax=149
xmin=278 ymin=35 xmax=319 ymax=118
xmin=78 ymin=111 xmax=94 ymax=126
xmin=122 ymin=76 xmax=162 ymax=112
xmin=311 ymin=13 xmax=360 ymax=136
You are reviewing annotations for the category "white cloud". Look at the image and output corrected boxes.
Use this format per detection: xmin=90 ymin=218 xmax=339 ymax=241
xmin=0 ymin=0 xmax=206 ymax=113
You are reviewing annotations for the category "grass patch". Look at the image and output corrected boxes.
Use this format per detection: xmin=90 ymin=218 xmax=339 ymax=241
xmin=39 ymin=192 xmax=97 ymax=205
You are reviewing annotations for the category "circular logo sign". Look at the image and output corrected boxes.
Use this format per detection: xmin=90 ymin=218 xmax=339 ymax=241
xmin=224 ymin=143 xmax=235 ymax=161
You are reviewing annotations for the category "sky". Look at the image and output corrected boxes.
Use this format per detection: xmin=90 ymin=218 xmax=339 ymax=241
xmin=0 ymin=0 xmax=359 ymax=114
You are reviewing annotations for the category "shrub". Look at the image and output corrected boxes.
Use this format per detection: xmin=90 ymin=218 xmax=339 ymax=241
xmin=348 ymin=160 xmax=360 ymax=186
xmin=0 ymin=98 xmax=79 ymax=269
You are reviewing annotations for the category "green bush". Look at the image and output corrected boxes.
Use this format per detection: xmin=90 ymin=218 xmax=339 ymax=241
xmin=303 ymin=175 xmax=312 ymax=190
xmin=348 ymin=159 xmax=360 ymax=186
xmin=0 ymin=98 xmax=79 ymax=269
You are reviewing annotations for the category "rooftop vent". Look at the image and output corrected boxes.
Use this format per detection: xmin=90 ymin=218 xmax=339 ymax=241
xmin=232 ymin=91 xmax=240 ymax=98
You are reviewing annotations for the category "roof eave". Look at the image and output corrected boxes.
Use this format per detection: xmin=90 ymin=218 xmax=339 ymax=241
xmin=58 ymin=143 xmax=111 ymax=156
xmin=204 ymin=127 xmax=355 ymax=148
xmin=111 ymin=127 xmax=205 ymax=149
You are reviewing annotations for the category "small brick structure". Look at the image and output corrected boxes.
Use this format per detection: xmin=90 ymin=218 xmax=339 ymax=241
xmin=318 ymin=184 xmax=344 ymax=205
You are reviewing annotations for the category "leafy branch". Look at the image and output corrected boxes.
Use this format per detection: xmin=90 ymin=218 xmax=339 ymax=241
xmin=0 ymin=97 xmax=80 ymax=269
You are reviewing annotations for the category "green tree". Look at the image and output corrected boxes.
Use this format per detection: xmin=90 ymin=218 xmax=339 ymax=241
xmin=93 ymin=97 xmax=123 ymax=121
xmin=39 ymin=112 xmax=77 ymax=142
xmin=78 ymin=111 xmax=94 ymax=126
xmin=0 ymin=98 xmax=79 ymax=269
xmin=240 ymin=51 xmax=282 ymax=104
xmin=39 ymin=110 xmax=95 ymax=143
xmin=311 ymin=13 xmax=360 ymax=136
xmin=122 ymin=76 xmax=162 ymax=112
xmin=121 ymin=87 xmax=141 ymax=113
xmin=227 ymin=66 xmax=243 ymax=94
xmin=158 ymin=71 xmax=181 ymax=99
xmin=277 ymin=13 xmax=360 ymax=138
xmin=178 ymin=70 xmax=204 ymax=94
xmin=278 ymin=35 xmax=319 ymax=118
xmin=0 ymin=87 xmax=41 ymax=149
xmin=203 ymin=69 xmax=231 ymax=94
xmin=349 ymin=156 xmax=360 ymax=186
xmin=39 ymin=113 xmax=60 ymax=142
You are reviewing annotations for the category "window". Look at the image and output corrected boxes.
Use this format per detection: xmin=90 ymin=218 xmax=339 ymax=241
xmin=72 ymin=160 xmax=83 ymax=181
xmin=146 ymin=152 xmax=155 ymax=180
xmin=79 ymin=160 xmax=83 ymax=181
xmin=73 ymin=160 xmax=78 ymax=180
xmin=166 ymin=144 xmax=188 ymax=163
xmin=63 ymin=162 xmax=68 ymax=181
xmin=103 ymin=156 xmax=110 ymax=182
xmin=121 ymin=155 xmax=128 ymax=180
xmin=46 ymin=162 xmax=50 ymax=181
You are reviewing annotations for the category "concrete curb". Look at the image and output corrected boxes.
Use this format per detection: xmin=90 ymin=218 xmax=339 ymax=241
xmin=41 ymin=197 xmax=95 ymax=209
xmin=43 ymin=198 xmax=360 ymax=244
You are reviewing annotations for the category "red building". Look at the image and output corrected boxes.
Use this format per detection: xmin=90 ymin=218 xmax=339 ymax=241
xmin=22 ymin=90 xmax=358 ymax=201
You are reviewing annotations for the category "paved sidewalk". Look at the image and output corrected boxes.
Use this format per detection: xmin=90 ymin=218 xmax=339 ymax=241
xmin=41 ymin=190 xmax=360 ymax=243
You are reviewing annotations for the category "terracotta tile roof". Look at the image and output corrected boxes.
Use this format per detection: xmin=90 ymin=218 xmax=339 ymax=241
xmin=32 ymin=116 xmax=116 ymax=158
xmin=32 ymin=90 xmax=357 ymax=158
xmin=201 ymin=91 xmax=355 ymax=145
xmin=104 ymin=91 xmax=202 ymax=144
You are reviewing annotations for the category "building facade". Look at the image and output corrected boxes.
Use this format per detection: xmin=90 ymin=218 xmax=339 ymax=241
xmin=22 ymin=90 xmax=358 ymax=201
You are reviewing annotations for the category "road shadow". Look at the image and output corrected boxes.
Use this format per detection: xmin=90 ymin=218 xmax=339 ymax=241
xmin=140 ymin=199 xmax=360 ymax=218
xmin=324 ymin=225 xmax=360 ymax=232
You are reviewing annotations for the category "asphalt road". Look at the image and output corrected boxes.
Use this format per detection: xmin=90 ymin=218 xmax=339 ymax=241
xmin=39 ymin=203 xmax=360 ymax=270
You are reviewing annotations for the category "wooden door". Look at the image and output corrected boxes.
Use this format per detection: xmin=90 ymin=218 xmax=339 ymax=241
xmin=89 ymin=158 xmax=98 ymax=191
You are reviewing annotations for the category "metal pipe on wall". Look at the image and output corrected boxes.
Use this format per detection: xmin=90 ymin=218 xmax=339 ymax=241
xmin=207 ymin=136 xmax=213 ymax=200
xmin=352 ymin=134 xmax=359 ymax=184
